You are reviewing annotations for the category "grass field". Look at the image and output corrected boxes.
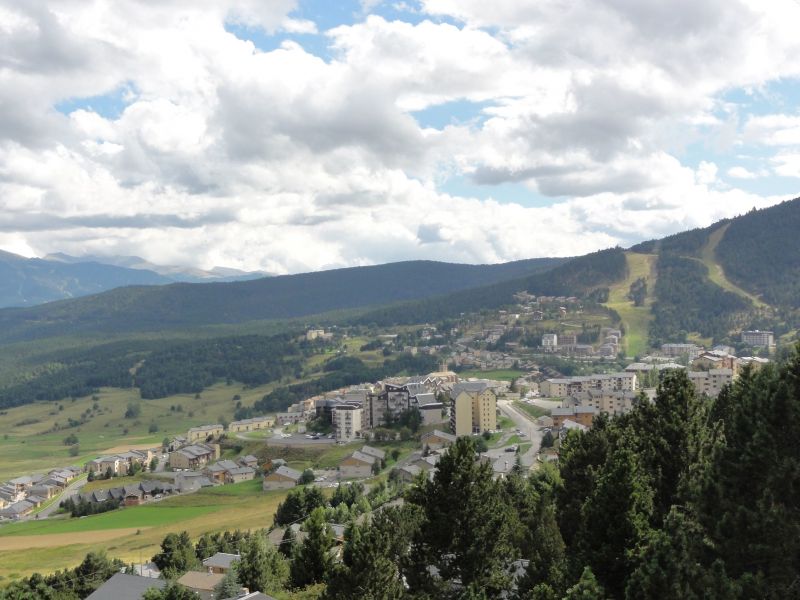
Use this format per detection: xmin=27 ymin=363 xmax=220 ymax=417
xmin=700 ymin=224 xmax=767 ymax=308
xmin=513 ymin=401 xmax=550 ymax=419
xmin=0 ymin=479 xmax=289 ymax=582
xmin=605 ymin=252 xmax=657 ymax=357
xmin=0 ymin=381 xmax=283 ymax=481
xmin=459 ymin=369 xmax=527 ymax=381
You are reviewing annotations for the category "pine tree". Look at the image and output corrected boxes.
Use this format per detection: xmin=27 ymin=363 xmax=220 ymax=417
xmin=279 ymin=526 xmax=296 ymax=559
xmin=238 ymin=532 xmax=288 ymax=595
xmin=564 ymin=567 xmax=606 ymax=600
xmin=291 ymin=507 xmax=334 ymax=588
xmin=406 ymin=436 xmax=516 ymax=597
xmin=152 ymin=532 xmax=199 ymax=577
xmin=575 ymin=439 xmax=653 ymax=598
xmin=213 ymin=563 xmax=241 ymax=599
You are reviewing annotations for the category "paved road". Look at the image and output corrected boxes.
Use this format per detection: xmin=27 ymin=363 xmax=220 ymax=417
xmin=498 ymin=400 xmax=543 ymax=468
xmin=35 ymin=476 xmax=88 ymax=519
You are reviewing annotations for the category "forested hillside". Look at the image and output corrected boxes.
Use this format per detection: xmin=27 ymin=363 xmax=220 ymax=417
xmin=0 ymin=257 xmax=566 ymax=343
xmin=0 ymin=335 xmax=291 ymax=409
xmin=648 ymin=254 xmax=752 ymax=346
xmin=357 ymin=247 xmax=627 ymax=327
xmin=716 ymin=199 xmax=800 ymax=306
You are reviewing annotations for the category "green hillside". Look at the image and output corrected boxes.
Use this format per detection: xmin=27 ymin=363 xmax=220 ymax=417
xmin=0 ymin=257 xmax=566 ymax=343
xmin=716 ymin=199 xmax=800 ymax=306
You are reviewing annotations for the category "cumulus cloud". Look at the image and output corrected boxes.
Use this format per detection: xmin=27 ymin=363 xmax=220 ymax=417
xmin=0 ymin=0 xmax=797 ymax=273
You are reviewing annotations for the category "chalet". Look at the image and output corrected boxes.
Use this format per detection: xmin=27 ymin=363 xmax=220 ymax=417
xmin=225 ymin=466 xmax=256 ymax=484
xmin=202 ymin=552 xmax=240 ymax=574
xmin=421 ymin=429 xmax=457 ymax=451
xmin=239 ymin=455 xmax=259 ymax=469
xmin=177 ymin=571 xmax=225 ymax=599
xmin=393 ymin=464 xmax=423 ymax=484
xmin=552 ymin=405 xmax=597 ymax=429
xmin=86 ymin=574 xmax=166 ymax=600
xmin=263 ymin=466 xmax=302 ymax=491
xmin=169 ymin=443 xmax=219 ymax=470
xmin=339 ymin=450 xmax=377 ymax=479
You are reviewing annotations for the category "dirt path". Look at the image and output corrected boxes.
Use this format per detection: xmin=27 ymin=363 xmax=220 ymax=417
xmin=0 ymin=528 xmax=143 ymax=550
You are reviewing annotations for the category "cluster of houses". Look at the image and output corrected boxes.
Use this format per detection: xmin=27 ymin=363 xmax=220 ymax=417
xmin=77 ymin=480 xmax=175 ymax=507
xmin=261 ymin=445 xmax=388 ymax=490
xmin=0 ymin=466 xmax=82 ymax=520
xmin=87 ymin=554 xmax=277 ymax=599
xmin=85 ymin=448 xmax=155 ymax=477
xmin=541 ymin=327 xmax=623 ymax=358
xmin=203 ymin=455 xmax=258 ymax=485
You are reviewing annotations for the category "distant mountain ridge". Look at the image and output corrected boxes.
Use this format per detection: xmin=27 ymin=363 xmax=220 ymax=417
xmin=44 ymin=253 xmax=270 ymax=283
xmin=0 ymin=251 xmax=172 ymax=308
xmin=0 ymin=251 xmax=272 ymax=309
xmin=0 ymin=256 xmax=569 ymax=343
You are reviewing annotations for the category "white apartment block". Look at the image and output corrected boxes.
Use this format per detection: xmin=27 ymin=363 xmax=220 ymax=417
xmin=741 ymin=330 xmax=774 ymax=348
xmin=333 ymin=404 xmax=363 ymax=442
xmin=542 ymin=334 xmax=558 ymax=350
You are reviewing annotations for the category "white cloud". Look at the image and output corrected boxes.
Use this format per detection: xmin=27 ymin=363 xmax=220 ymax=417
xmin=772 ymin=153 xmax=800 ymax=178
xmin=727 ymin=166 xmax=760 ymax=179
xmin=0 ymin=0 xmax=796 ymax=273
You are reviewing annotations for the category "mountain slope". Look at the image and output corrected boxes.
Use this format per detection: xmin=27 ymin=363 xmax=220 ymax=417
xmin=0 ymin=251 xmax=172 ymax=308
xmin=355 ymin=247 xmax=627 ymax=327
xmin=715 ymin=199 xmax=800 ymax=307
xmin=0 ymin=257 xmax=568 ymax=343
xmin=45 ymin=253 xmax=270 ymax=283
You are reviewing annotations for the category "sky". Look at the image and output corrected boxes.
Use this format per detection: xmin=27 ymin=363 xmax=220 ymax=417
xmin=1 ymin=0 xmax=800 ymax=274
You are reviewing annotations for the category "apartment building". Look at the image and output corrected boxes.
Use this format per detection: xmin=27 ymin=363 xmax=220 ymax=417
xmin=741 ymin=330 xmax=774 ymax=348
xmin=187 ymin=424 xmax=224 ymax=443
xmin=333 ymin=404 xmax=364 ymax=442
xmin=542 ymin=333 xmax=558 ymax=351
xmin=540 ymin=372 xmax=637 ymax=397
xmin=228 ymin=416 xmax=275 ymax=433
xmin=688 ymin=369 xmax=734 ymax=397
xmin=450 ymin=382 xmax=497 ymax=436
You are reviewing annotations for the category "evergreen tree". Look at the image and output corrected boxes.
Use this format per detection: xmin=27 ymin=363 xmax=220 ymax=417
xmin=152 ymin=532 xmax=199 ymax=577
xmin=564 ymin=567 xmax=606 ymax=600
xmin=690 ymin=351 xmax=800 ymax=597
xmin=406 ymin=436 xmax=515 ymax=597
xmin=238 ymin=532 xmax=288 ymax=595
xmin=279 ymin=526 xmax=296 ymax=559
xmin=291 ymin=507 xmax=334 ymax=588
xmin=625 ymin=508 xmax=739 ymax=600
xmin=143 ymin=582 xmax=199 ymax=599
xmin=575 ymin=439 xmax=653 ymax=598
xmin=325 ymin=506 xmax=421 ymax=600
xmin=213 ymin=563 xmax=242 ymax=599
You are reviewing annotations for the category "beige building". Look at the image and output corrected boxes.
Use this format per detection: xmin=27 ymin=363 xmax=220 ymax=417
xmin=688 ymin=369 xmax=734 ymax=397
xmin=228 ymin=416 xmax=275 ymax=433
xmin=169 ymin=443 xmax=220 ymax=470
xmin=541 ymin=373 xmax=637 ymax=398
xmin=333 ymin=404 xmax=363 ymax=442
xmin=187 ymin=424 xmax=224 ymax=443
xmin=450 ymin=382 xmax=497 ymax=437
